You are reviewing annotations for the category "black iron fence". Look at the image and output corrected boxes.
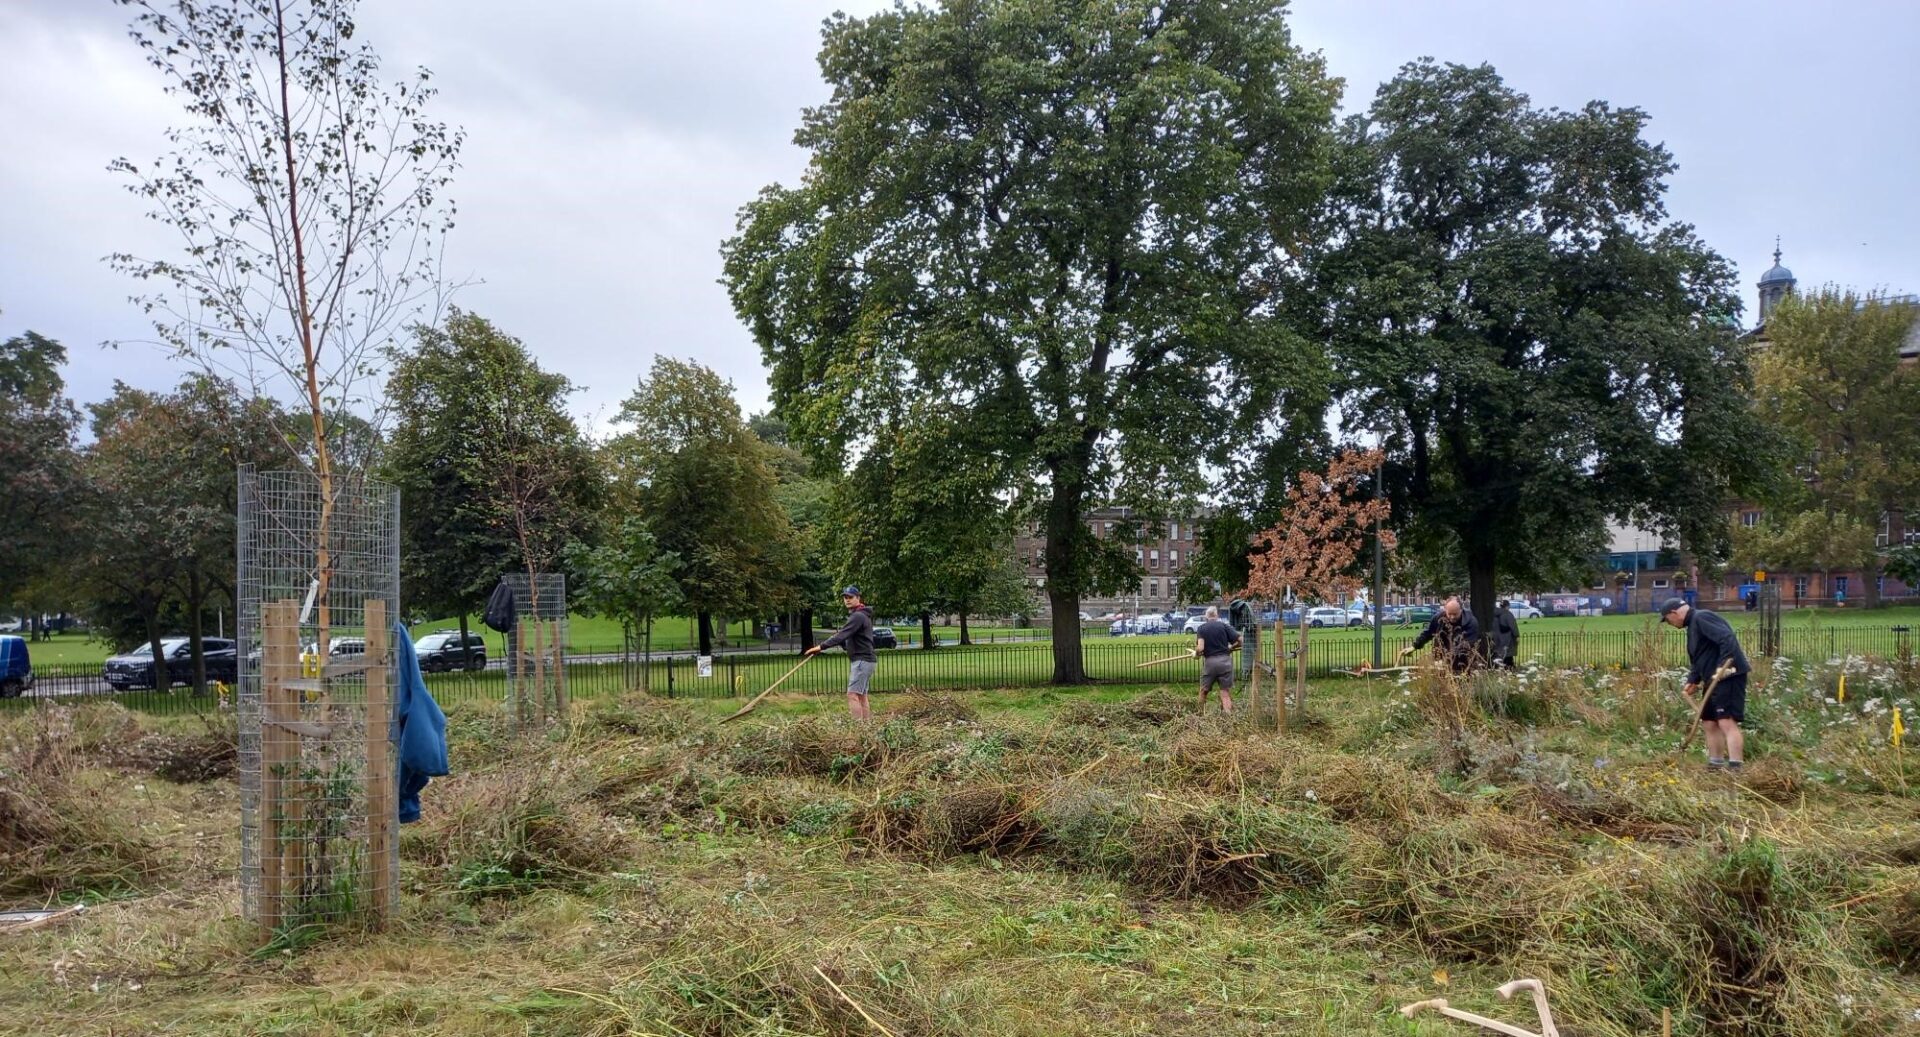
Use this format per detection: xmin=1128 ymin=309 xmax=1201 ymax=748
xmin=8 ymin=622 xmax=1913 ymax=716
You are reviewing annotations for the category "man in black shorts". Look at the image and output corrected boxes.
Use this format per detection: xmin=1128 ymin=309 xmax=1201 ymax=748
xmin=1192 ymin=605 xmax=1241 ymax=714
xmin=1661 ymin=597 xmax=1750 ymax=770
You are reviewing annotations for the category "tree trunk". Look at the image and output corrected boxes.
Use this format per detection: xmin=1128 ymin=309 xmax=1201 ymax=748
xmin=1865 ymin=559 xmax=1883 ymax=608
xmin=799 ymin=608 xmax=815 ymax=651
xmin=145 ymin=606 xmax=168 ymax=692
xmin=920 ymin=611 xmax=934 ymax=650
xmin=1467 ymin=542 xmax=1497 ymax=658
xmin=641 ymin=617 xmax=652 ymax=693
xmin=459 ymin=614 xmax=474 ymax=670
xmin=1048 ymin=587 xmax=1085 ymax=684
xmin=187 ymin=569 xmax=208 ymax=695
xmin=959 ymin=612 xmax=971 ymax=646
xmin=697 ymin=611 xmax=714 ymax=657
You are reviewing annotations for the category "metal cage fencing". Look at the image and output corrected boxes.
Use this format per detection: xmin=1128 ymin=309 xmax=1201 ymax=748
xmin=236 ymin=467 xmax=401 ymax=937
xmin=501 ymin=572 xmax=567 ymax=731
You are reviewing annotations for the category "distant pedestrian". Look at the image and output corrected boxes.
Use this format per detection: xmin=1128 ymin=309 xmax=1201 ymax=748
xmin=805 ymin=586 xmax=877 ymax=720
xmin=1491 ymin=600 xmax=1519 ymax=669
xmin=1400 ymin=595 xmax=1481 ymax=672
xmin=1192 ymin=605 xmax=1242 ymax=714
xmin=1661 ymin=597 xmax=1751 ymax=771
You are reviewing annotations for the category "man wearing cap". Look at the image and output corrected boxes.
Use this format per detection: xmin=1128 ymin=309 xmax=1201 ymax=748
xmin=1661 ymin=597 xmax=1751 ymax=770
xmin=807 ymin=586 xmax=877 ymax=719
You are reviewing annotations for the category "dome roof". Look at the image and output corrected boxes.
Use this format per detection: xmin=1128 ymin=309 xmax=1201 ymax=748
xmin=1758 ymin=243 xmax=1795 ymax=286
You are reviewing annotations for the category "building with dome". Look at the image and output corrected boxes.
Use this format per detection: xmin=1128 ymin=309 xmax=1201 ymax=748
xmin=1690 ymin=245 xmax=1920 ymax=608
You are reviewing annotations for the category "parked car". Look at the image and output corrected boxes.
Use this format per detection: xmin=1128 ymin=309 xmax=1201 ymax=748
xmin=0 ymin=635 xmax=32 ymax=698
xmin=1304 ymin=606 xmax=1354 ymax=628
xmin=1181 ymin=615 xmax=1210 ymax=634
xmin=1132 ymin=615 xmax=1171 ymax=635
xmin=1400 ymin=605 xmax=1438 ymax=626
xmin=1504 ymin=600 xmax=1543 ymax=620
xmin=304 ymin=637 xmax=368 ymax=659
xmin=414 ymin=631 xmax=488 ymax=672
xmin=1345 ymin=606 xmax=1376 ymax=626
xmin=1109 ymin=618 xmax=1133 ymax=636
xmin=103 ymin=637 xmax=238 ymax=690
xmin=1539 ymin=594 xmax=1580 ymax=618
xmin=872 ymin=625 xmax=900 ymax=650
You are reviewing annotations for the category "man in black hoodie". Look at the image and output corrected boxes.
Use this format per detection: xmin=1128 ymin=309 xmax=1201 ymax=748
xmin=806 ymin=586 xmax=877 ymax=719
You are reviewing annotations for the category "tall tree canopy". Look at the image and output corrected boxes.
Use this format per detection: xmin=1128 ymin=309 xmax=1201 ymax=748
xmin=1297 ymin=61 xmax=1769 ymax=635
xmin=724 ymin=0 xmax=1339 ymax=681
xmin=609 ymin=359 xmax=798 ymax=657
xmin=77 ymin=375 xmax=286 ymax=689
xmin=384 ymin=310 xmax=601 ymax=649
xmin=0 ymin=331 xmax=82 ymax=622
xmin=1750 ymin=290 xmax=1920 ymax=605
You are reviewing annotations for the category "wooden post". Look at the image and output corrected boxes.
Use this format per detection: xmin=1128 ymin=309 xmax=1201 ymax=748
xmin=1247 ymin=631 xmax=1261 ymax=726
xmin=260 ymin=598 xmax=298 ymax=938
xmin=362 ymin=599 xmax=394 ymax=926
xmin=551 ymin=617 xmax=568 ymax=719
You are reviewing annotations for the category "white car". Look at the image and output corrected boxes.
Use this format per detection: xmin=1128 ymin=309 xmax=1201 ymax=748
xmin=1504 ymin=601 xmax=1543 ymax=620
xmin=1305 ymin=606 xmax=1353 ymax=628
xmin=1182 ymin=615 xmax=1209 ymax=634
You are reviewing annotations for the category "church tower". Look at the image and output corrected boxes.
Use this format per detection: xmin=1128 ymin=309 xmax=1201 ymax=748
xmin=1757 ymin=239 xmax=1796 ymax=323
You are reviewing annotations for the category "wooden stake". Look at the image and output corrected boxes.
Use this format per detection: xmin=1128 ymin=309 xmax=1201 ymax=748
xmin=363 ymin=599 xmax=393 ymax=927
xmin=1680 ymin=659 xmax=1739 ymax=753
xmin=719 ymin=655 xmax=814 ymax=723
xmin=260 ymin=598 xmax=298 ymax=938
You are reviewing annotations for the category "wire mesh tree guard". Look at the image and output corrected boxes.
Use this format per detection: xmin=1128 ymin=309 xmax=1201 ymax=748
xmin=503 ymin=572 xmax=567 ymax=731
xmin=237 ymin=467 xmax=400 ymax=937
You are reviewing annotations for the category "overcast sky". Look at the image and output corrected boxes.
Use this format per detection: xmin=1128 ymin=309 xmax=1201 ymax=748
xmin=3 ymin=0 xmax=1915 ymax=430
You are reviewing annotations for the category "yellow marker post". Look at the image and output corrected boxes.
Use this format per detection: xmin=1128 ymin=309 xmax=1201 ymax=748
xmin=1837 ymin=673 xmax=1846 ymax=703
xmin=1893 ymin=707 xmax=1905 ymax=749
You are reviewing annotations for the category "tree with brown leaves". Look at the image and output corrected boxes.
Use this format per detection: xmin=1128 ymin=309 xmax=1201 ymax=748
xmin=1246 ymin=449 xmax=1393 ymax=721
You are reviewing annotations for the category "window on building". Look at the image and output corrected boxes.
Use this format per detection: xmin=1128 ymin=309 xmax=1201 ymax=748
xmin=1170 ymin=549 xmax=1179 ymax=568
xmin=1168 ymin=522 xmax=1178 ymax=541
xmin=1103 ymin=521 xmax=1114 ymax=534
xmin=1793 ymin=576 xmax=1808 ymax=600
xmin=1652 ymin=578 xmax=1669 ymax=589
xmin=1878 ymin=512 xmax=1892 ymax=547
xmin=1135 ymin=548 xmax=1144 ymax=563
xmin=1835 ymin=575 xmax=1850 ymax=598
xmin=1149 ymin=580 xmax=1160 ymax=598
xmin=1741 ymin=511 xmax=1760 ymax=528
xmin=1150 ymin=549 xmax=1160 ymax=568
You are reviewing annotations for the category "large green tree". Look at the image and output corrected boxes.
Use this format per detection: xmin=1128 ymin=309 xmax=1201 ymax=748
xmin=831 ymin=405 xmax=1032 ymax=648
xmin=753 ymin=413 xmax=840 ymax=650
xmin=565 ymin=517 xmax=681 ymax=687
xmin=1296 ymin=61 xmax=1770 ymax=636
xmin=609 ymin=359 xmax=798 ymax=657
xmin=724 ymin=0 xmax=1339 ymax=681
xmin=0 ymin=331 xmax=83 ymax=631
xmin=1751 ymin=289 xmax=1920 ymax=606
xmin=383 ymin=311 xmax=601 ymax=660
xmin=78 ymin=375 xmax=286 ymax=690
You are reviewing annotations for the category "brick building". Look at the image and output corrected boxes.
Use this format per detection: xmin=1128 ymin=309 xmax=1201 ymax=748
xmin=1013 ymin=507 xmax=1212 ymax=618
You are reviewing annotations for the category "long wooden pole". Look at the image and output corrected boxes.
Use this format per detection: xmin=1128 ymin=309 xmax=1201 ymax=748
xmin=720 ymin=655 xmax=814 ymax=723
xmin=1680 ymin=659 xmax=1739 ymax=753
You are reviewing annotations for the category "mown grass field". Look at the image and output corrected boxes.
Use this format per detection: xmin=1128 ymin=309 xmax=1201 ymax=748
xmin=4 ymin=651 xmax=1917 ymax=1037
xmin=27 ymin=603 xmax=1920 ymax=668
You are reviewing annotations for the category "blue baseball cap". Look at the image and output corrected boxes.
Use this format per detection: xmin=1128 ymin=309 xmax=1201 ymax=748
xmin=841 ymin=585 xmax=862 ymax=598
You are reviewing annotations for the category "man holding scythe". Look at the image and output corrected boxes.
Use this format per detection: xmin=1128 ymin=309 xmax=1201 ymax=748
xmin=1661 ymin=597 xmax=1750 ymax=770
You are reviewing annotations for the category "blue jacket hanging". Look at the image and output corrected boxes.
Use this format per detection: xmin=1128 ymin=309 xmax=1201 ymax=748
xmin=391 ymin=620 xmax=449 ymax=823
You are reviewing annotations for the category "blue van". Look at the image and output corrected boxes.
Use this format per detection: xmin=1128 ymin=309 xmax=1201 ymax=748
xmin=0 ymin=635 xmax=31 ymax=698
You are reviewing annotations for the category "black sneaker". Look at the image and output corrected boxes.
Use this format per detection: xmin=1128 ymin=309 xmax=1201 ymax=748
xmin=1727 ymin=761 xmax=1744 ymax=771
xmin=1707 ymin=759 xmax=1728 ymax=770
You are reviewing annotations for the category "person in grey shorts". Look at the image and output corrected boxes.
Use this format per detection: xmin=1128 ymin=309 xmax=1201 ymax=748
xmin=1192 ymin=605 xmax=1242 ymax=714
xmin=806 ymin=585 xmax=878 ymax=720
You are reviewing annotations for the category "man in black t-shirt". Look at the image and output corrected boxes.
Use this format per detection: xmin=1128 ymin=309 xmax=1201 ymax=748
xmin=1192 ymin=605 xmax=1242 ymax=714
